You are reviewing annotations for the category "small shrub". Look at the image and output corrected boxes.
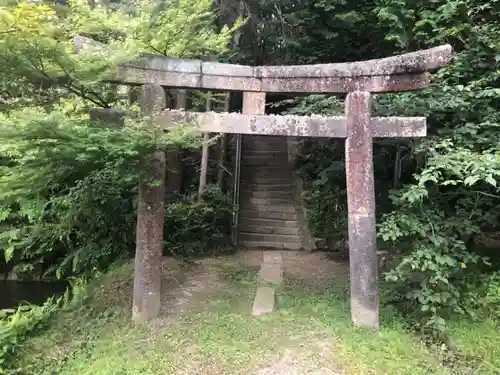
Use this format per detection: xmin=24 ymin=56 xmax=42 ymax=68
xmin=466 ymin=271 xmax=500 ymax=321
xmin=164 ymin=186 xmax=232 ymax=258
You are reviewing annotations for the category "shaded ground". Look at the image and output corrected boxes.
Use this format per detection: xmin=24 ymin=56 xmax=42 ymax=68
xmin=14 ymin=251 xmax=500 ymax=375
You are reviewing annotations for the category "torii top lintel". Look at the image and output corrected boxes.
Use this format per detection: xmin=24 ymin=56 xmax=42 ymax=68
xmin=74 ymin=36 xmax=453 ymax=94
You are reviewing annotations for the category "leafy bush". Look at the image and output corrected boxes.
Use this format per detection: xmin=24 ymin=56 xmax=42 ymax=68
xmin=0 ymin=0 xmax=239 ymax=278
xmin=164 ymin=186 xmax=232 ymax=258
xmin=284 ymin=0 xmax=500 ymax=332
xmin=0 ymin=107 xmax=203 ymax=278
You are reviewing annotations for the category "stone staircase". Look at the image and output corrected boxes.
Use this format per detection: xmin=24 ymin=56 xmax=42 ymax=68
xmin=238 ymin=135 xmax=302 ymax=250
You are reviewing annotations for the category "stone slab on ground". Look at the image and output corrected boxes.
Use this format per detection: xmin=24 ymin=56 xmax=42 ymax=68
xmin=263 ymin=251 xmax=283 ymax=265
xmin=252 ymin=251 xmax=284 ymax=316
xmin=259 ymin=263 xmax=283 ymax=284
xmin=252 ymin=286 xmax=276 ymax=316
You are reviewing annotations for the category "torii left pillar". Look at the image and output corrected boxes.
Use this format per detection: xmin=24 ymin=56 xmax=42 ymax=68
xmin=133 ymin=84 xmax=166 ymax=323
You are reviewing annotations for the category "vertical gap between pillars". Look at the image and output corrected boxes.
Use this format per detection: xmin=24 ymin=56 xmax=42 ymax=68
xmin=198 ymin=92 xmax=212 ymax=199
xmin=232 ymin=92 xmax=266 ymax=246
xmin=217 ymin=93 xmax=230 ymax=191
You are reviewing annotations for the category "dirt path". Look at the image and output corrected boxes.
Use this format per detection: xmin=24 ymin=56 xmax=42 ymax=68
xmin=283 ymin=251 xmax=349 ymax=287
xmin=149 ymin=251 xmax=348 ymax=375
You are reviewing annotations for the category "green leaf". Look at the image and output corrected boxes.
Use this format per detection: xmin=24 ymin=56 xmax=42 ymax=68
xmin=485 ymin=175 xmax=497 ymax=187
xmin=4 ymin=245 xmax=15 ymax=262
xmin=463 ymin=175 xmax=480 ymax=186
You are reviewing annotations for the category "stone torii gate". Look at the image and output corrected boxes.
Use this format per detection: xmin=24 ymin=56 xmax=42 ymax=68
xmin=75 ymin=37 xmax=452 ymax=328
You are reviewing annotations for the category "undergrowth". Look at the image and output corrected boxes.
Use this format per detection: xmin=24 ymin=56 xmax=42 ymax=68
xmin=0 ymin=278 xmax=88 ymax=374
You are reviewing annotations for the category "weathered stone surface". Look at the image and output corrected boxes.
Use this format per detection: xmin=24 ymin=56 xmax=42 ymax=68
xmin=260 ymin=73 xmax=430 ymax=93
xmin=201 ymin=75 xmax=261 ymax=92
xmin=263 ymin=251 xmax=283 ymax=265
xmin=243 ymin=241 xmax=301 ymax=250
xmin=89 ymin=108 xmax=125 ymax=127
xmin=75 ymin=36 xmax=451 ymax=79
xmin=132 ymin=84 xmax=167 ymax=323
xmin=239 ymin=135 xmax=301 ymax=250
xmin=74 ymin=34 xmax=452 ymax=330
xmin=252 ymin=248 xmax=284 ymax=315
xmin=159 ymin=111 xmax=426 ymax=138
xmin=345 ymin=91 xmax=379 ymax=329
xmin=202 ymin=61 xmax=255 ymax=77
xmin=259 ymin=263 xmax=283 ymax=284
xmin=115 ymin=67 xmax=202 ymax=88
xmin=130 ymin=56 xmax=202 ymax=74
xmin=161 ymin=111 xmax=345 ymax=137
xmin=252 ymin=286 xmax=276 ymax=316
xmin=74 ymin=35 xmax=452 ymax=94
xmin=74 ymin=35 xmax=104 ymax=53
xmin=243 ymin=92 xmax=266 ymax=115
xmin=241 ymin=224 xmax=299 ymax=236
xmin=258 ymin=44 xmax=452 ymax=77
xmin=113 ymin=69 xmax=429 ymax=93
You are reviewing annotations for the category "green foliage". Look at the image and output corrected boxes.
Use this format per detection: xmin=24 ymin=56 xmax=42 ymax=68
xmin=0 ymin=0 xmax=238 ymax=278
xmin=0 ymin=106 xmax=202 ymax=277
xmin=282 ymin=0 xmax=500 ymax=332
xmin=129 ymin=0 xmax=241 ymax=59
xmin=375 ymin=0 xmax=500 ymax=330
xmin=164 ymin=186 xmax=232 ymax=258
xmin=0 ymin=0 xmax=239 ymax=107
xmin=465 ymin=271 xmax=500 ymax=320
xmin=0 ymin=278 xmax=88 ymax=374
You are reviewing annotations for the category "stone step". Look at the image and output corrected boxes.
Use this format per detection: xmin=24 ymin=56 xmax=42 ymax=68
xmin=242 ymin=165 xmax=293 ymax=172
xmin=243 ymin=183 xmax=293 ymax=192
xmin=240 ymin=231 xmax=301 ymax=243
xmin=241 ymin=171 xmax=293 ymax=179
xmin=241 ymin=160 xmax=290 ymax=167
xmin=239 ymin=217 xmax=299 ymax=228
xmin=243 ymin=150 xmax=289 ymax=156
xmin=240 ymin=224 xmax=300 ymax=236
xmin=242 ymin=153 xmax=289 ymax=160
xmin=252 ymin=286 xmax=276 ymax=316
xmin=239 ymin=210 xmax=298 ymax=220
xmin=241 ymin=203 xmax=297 ymax=214
xmin=241 ymin=196 xmax=294 ymax=204
xmin=243 ymin=148 xmax=288 ymax=155
xmin=242 ymin=179 xmax=292 ymax=186
xmin=241 ymin=190 xmax=293 ymax=199
xmin=240 ymin=176 xmax=293 ymax=185
xmin=242 ymin=135 xmax=286 ymax=143
xmin=242 ymin=197 xmax=295 ymax=206
xmin=239 ymin=240 xmax=302 ymax=250
xmin=242 ymin=166 xmax=291 ymax=172
xmin=242 ymin=143 xmax=288 ymax=152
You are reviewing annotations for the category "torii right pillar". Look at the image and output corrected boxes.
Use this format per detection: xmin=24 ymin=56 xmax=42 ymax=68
xmin=345 ymin=91 xmax=379 ymax=329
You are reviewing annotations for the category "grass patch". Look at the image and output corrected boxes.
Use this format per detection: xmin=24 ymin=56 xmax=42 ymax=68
xmin=445 ymin=318 xmax=500 ymax=374
xmin=9 ymin=260 xmax=500 ymax=375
